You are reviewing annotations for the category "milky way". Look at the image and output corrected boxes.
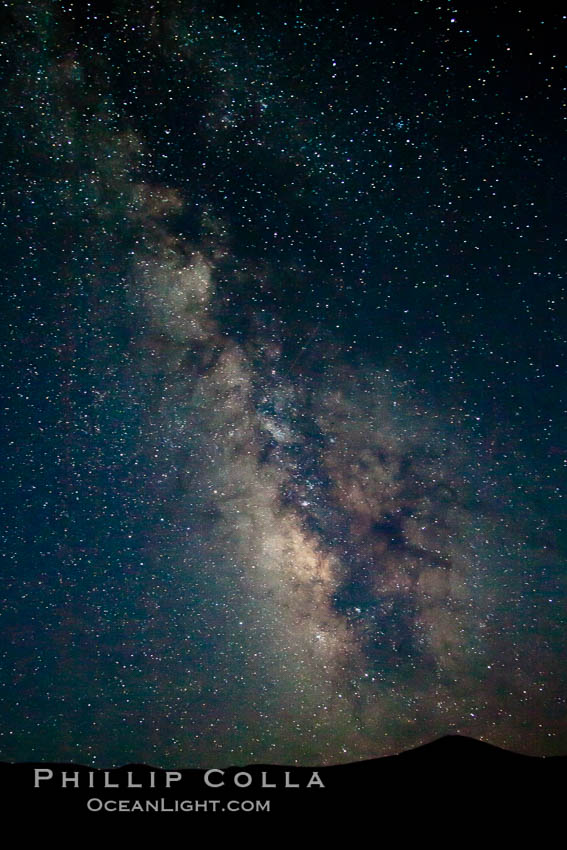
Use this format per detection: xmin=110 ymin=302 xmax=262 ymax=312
xmin=1 ymin=2 xmax=566 ymax=766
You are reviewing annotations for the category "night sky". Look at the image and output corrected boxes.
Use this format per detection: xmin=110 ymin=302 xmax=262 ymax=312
xmin=1 ymin=0 xmax=566 ymax=768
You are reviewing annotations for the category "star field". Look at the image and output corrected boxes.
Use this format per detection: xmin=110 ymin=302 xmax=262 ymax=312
xmin=0 ymin=0 xmax=566 ymax=767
